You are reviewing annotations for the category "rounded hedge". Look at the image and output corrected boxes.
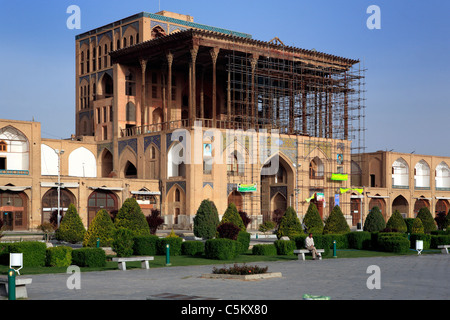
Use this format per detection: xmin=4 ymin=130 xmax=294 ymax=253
xmin=205 ymin=238 xmax=239 ymax=260
xmin=193 ymin=199 xmax=220 ymax=240
xmin=83 ymin=209 xmax=115 ymax=247
xmin=363 ymin=206 xmax=386 ymax=232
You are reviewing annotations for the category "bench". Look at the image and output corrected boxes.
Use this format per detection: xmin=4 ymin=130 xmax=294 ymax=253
xmin=112 ymin=256 xmax=154 ymax=271
xmin=437 ymin=245 xmax=450 ymax=254
xmin=0 ymin=276 xmax=32 ymax=299
xmin=294 ymin=249 xmax=325 ymax=261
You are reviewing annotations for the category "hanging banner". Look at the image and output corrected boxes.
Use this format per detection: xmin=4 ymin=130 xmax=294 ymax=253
xmin=334 ymin=194 xmax=340 ymax=206
xmin=237 ymin=183 xmax=257 ymax=192
xmin=331 ymin=173 xmax=348 ymax=181
xmin=316 ymin=193 xmax=325 ymax=202
xmin=340 ymin=188 xmax=363 ymax=194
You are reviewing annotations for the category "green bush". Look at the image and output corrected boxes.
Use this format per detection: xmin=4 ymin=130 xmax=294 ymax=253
xmin=292 ymin=234 xmax=307 ymax=249
xmin=411 ymin=217 xmax=424 ymax=234
xmin=378 ymin=236 xmax=410 ymax=254
xmin=205 ymin=238 xmax=239 ymax=260
xmin=252 ymin=244 xmax=277 ymax=256
xmin=156 ymin=237 xmax=183 ymax=256
xmin=302 ymin=202 xmax=323 ymax=234
xmin=385 ymin=210 xmax=407 ymax=233
xmin=133 ymin=235 xmax=159 ymax=255
xmin=431 ymin=235 xmax=450 ymax=248
xmin=363 ymin=206 xmax=386 ymax=232
xmin=181 ymin=241 xmax=205 ymax=256
xmin=258 ymin=220 xmax=276 ymax=234
xmin=274 ymin=240 xmax=296 ymax=255
xmin=83 ymin=209 xmax=116 ymax=247
xmin=114 ymin=198 xmax=150 ymax=236
xmin=404 ymin=218 xmax=415 ymax=234
xmin=346 ymin=231 xmax=371 ymax=250
xmin=72 ymin=247 xmax=106 ymax=267
xmin=55 ymin=204 xmax=86 ymax=243
xmin=236 ymin=231 xmax=251 ymax=254
xmin=323 ymin=233 xmax=349 ymax=249
xmin=323 ymin=206 xmax=350 ymax=234
xmin=46 ymin=246 xmax=72 ymax=267
xmin=193 ymin=199 xmax=220 ymax=240
xmin=409 ymin=233 xmax=431 ymax=250
xmin=221 ymin=203 xmax=246 ymax=232
xmin=1 ymin=241 xmax=47 ymax=267
xmin=276 ymin=206 xmax=303 ymax=239
xmin=312 ymin=234 xmax=331 ymax=256
xmin=112 ymin=228 xmax=135 ymax=257
xmin=416 ymin=207 xmax=437 ymax=233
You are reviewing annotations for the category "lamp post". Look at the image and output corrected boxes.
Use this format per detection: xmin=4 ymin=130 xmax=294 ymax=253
xmin=55 ymin=149 xmax=65 ymax=228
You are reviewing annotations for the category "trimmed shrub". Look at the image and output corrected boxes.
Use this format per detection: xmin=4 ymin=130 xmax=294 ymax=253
xmin=386 ymin=210 xmax=407 ymax=233
xmin=323 ymin=233 xmax=349 ymax=249
xmin=363 ymin=206 xmax=386 ymax=232
xmin=411 ymin=218 xmax=424 ymax=234
xmin=112 ymin=228 xmax=135 ymax=257
xmin=114 ymin=198 xmax=150 ymax=236
xmin=1 ymin=241 xmax=47 ymax=267
xmin=431 ymin=235 xmax=450 ymax=248
xmin=46 ymin=246 xmax=72 ymax=267
xmin=409 ymin=233 xmax=431 ymax=250
xmin=146 ymin=209 xmax=164 ymax=235
xmin=378 ymin=236 xmax=410 ymax=254
xmin=239 ymin=211 xmax=252 ymax=230
xmin=156 ymin=236 xmax=183 ymax=256
xmin=323 ymin=206 xmax=350 ymax=234
xmin=55 ymin=204 xmax=86 ymax=243
xmin=133 ymin=235 xmax=159 ymax=255
xmin=417 ymin=207 xmax=437 ymax=233
xmin=221 ymin=203 xmax=246 ymax=231
xmin=72 ymin=247 xmax=106 ymax=267
xmin=181 ymin=241 xmax=205 ymax=256
xmin=346 ymin=231 xmax=371 ymax=250
xmin=312 ymin=234 xmax=331 ymax=256
xmin=274 ymin=240 xmax=296 ymax=255
xmin=276 ymin=206 xmax=303 ymax=239
xmin=217 ymin=222 xmax=240 ymax=240
xmin=404 ymin=218 xmax=415 ymax=234
xmin=83 ymin=209 xmax=116 ymax=247
xmin=236 ymin=231 xmax=251 ymax=254
xmin=193 ymin=199 xmax=220 ymax=240
xmin=303 ymin=202 xmax=323 ymax=234
xmin=258 ymin=220 xmax=276 ymax=234
xmin=205 ymin=238 xmax=239 ymax=260
xmin=252 ymin=244 xmax=277 ymax=256
xmin=292 ymin=234 xmax=307 ymax=249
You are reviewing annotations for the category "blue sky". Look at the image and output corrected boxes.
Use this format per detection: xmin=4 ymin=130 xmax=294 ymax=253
xmin=0 ymin=1 xmax=449 ymax=156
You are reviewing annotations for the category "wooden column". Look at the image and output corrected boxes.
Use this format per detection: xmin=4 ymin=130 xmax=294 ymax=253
xmin=190 ymin=47 xmax=198 ymax=126
xmin=200 ymin=67 xmax=205 ymax=119
xmin=166 ymin=52 xmax=173 ymax=124
xmin=210 ymin=48 xmax=220 ymax=126
xmin=140 ymin=59 xmax=147 ymax=128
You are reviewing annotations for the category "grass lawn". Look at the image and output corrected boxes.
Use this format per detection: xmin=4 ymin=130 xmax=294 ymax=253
xmin=0 ymin=248 xmax=442 ymax=275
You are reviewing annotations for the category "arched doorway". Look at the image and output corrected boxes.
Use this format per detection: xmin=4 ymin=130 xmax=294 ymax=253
xmin=369 ymin=196 xmax=387 ymax=221
xmin=350 ymin=195 xmax=361 ymax=227
xmin=414 ymin=197 xmax=430 ymax=217
xmin=101 ymin=149 xmax=113 ymax=178
xmin=272 ymin=192 xmax=287 ymax=217
xmin=392 ymin=195 xmax=409 ymax=218
xmin=435 ymin=199 xmax=449 ymax=216
xmin=41 ymin=188 xmax=75 ymax=226
xmin=87 ymin=190 xmax=118 ymax=226
xmin=228 ymin=190 xmax=243 ymax=212
xmin=124 ymin=161 xmax=137 ymax=178
xmin=0 ymin=191 xmax=28 ymax=230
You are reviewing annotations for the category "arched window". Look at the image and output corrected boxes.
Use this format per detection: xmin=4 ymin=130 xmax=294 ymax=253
xmin=125 ymin=70 xmax=135 ymax=96
xmin=126 ymin=102 xmax=136 ymax=122
xmin=130 ymin=35 xmax=134 ymax=46
xmin=168 ymin=143 xmax=185 ymax=178
xmin=0 ymin=140 xmax=6 ymax=152
xmin=309 ymin=157 xmax=324 ymax=179
xmin=175 ymin=188 xmax=180 ymax=202
xmin=392 ymin=158 xmax=409 ymax=188
xmin=414 ymin=160 xmax=430 ymax=189
xmin=87 ymin=190 xmax=118 ymax=226
xmin=436 ymin=162 xmax=450 ymax=189
xmin=123 ymin=37 xmax=127 ymax=47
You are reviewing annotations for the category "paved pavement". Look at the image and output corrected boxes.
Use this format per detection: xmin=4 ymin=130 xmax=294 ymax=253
xmin=20 ymin=254 xmax=449 ymax=300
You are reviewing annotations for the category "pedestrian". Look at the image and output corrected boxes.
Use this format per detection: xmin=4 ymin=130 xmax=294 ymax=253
xmin=305 ymin=233 xmax=321 ymax=260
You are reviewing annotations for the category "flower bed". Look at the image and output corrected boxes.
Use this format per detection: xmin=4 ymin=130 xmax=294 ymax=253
xmin=201 ymin=263 xmax=282 ymax=281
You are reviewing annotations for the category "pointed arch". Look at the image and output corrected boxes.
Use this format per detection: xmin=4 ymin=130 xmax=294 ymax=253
xmin=68 ymin=147 xmax=97 ymax=177
xmin=436 ymin=161 xmax=450 ymax=189
xmin=392 ymin=158 xmax=409 ymax=188
xmin=414 ymin=160 xmax=430 ymax=188
xmin=392 ymin=195 xmax=409 ymax=218
xmin=119 ymin=145 xmax=137 ymax=179
xmin=100 ymin=148 xmax=114 ymax=178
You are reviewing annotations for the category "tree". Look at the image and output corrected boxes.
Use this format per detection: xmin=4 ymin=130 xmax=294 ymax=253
xmin=416 ymin=206 xmax=437 ymax=233
xmin=114 ymin=198 xmax=150 ymax=236
xmin=193 ymin=199 xmax=220 ymax=239
xmin=83 ymin=209 xmax=116 ymax=247
xmin=386 ymin=210 xmax=407 ymax=233
xmin=302 ymin=202 xmax=323 ymax=234
xmin=55 ymin=204 xmax=86 ymax=243
xmin=146 ymin=209 xmax=164 ymax=235
xmin=323 ymin=205 xmax=350 ymax=234
xmin=239 ymin=211 xmax=252 ymax=229
xmin=411 ymin=217 xmax=424 ymax=234
xmin=221 ymin=203 xmax=246 ymax=232
xmin=363 ymin=206 xmax=386 ymax=232
xmin=276 ymin=206 xmax=303 ymax=239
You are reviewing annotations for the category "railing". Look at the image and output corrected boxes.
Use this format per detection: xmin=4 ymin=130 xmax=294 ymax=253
xmin=0 ymin=170 xmax=29 ymax=175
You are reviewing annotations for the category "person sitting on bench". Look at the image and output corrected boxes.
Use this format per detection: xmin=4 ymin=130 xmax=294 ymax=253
xmin=305 ymin=233 xmax=321 ymax=260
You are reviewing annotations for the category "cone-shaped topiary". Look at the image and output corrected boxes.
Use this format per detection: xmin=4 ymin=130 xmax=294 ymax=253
xmin=55 ymin=204 xmax=86 ymax=243
xmin=276 ymin=206 xmax=303 ymax=239
xmin=221 ymin=202 xmax=246 ymax=232
xmin=416 ymin=206 xmax=437 ymax=233
xmin=411 ymin=217 xmax=424 ymax=234
xmin=323 ymin=205 xmax=350 ymax=234
xmin=193 ymin=199 xmax=220 ymax=239
xmin=83 ymin=209 xmax=116 ymax=247
xmin=114 ymin=198 xmax=150 ymax=236
xmin=303 ymin=202 xmax=323 ymax=234
xmin=363 ymin=206 xmax=386 ymax=232
xmin=386 ymin=210 xmax=407 ymax=233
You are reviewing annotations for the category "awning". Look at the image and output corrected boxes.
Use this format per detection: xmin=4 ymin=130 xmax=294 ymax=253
xmin=0 ymin=186 xmax=31 ymax=192
xmin=436 ymin=197 xmax=450 ymax=200
xmin=131 ymin=191 xmax=161 ymax=195
xmin=367 ymin=195 xmax=390 ymax=198
xmin=89 ymin=187 xmax=123 ymax=191
xmin=41 ymin=182 xmax=79 ymax=188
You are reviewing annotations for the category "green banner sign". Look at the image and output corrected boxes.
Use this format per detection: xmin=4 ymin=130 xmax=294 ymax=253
xmin=237 ymin=183 xmax=257 ymax=192
xmin=331 ymin=173 xmax=348 ymax=181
